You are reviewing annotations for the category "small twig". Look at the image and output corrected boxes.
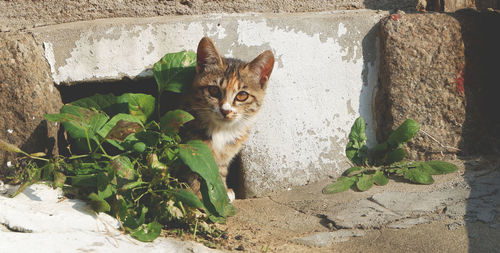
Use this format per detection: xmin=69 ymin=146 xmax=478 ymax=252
xmin=420 ymin=129 xmax=461 ymax=152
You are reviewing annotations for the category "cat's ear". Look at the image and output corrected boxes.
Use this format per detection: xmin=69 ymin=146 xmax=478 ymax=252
xmin=247 ymin=50 xmax=274 ymax=89
xmin=196 ymin=37 xmax=224 ymax=73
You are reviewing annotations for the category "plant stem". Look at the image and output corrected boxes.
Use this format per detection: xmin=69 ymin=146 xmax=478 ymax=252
xmin=85 ymin=130 xmax=92 ymax=152
xmin=193 ymin=219 xmax=198 ymax=240
xmin=20 ymin=151 xmax=50 ymax=162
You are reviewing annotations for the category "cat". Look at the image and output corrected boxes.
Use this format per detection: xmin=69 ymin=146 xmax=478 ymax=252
xmin=180 ymin=37 xmax=274 ymax=201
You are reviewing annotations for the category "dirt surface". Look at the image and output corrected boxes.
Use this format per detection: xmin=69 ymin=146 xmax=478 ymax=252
xmin=0 ymin=0 xmax=418 ymax=31
xmin=205 ymin=158 xmax=500 ymax=252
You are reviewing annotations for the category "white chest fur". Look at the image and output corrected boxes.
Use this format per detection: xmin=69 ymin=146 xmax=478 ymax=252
xmin=208 ymin=117 xmax=255 ymax=151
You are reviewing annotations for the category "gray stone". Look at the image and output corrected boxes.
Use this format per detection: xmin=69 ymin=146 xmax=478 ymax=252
xmin=0 ymin=32 xmax=63 ymax=177
xmin=370 ymin=189 xmax=469 ymax=216
xmin=446 ymin=201 xmax=467 ymax=219
xmin=328 ymin=199 xmax=402 ymax=229
xmin=293 ymin=230 xmax=365 ymax=247
xmin=31 ymin=11 xmax=387 ymax=197
xmin=447 ymin=221 xmax=465 ymax=230
xmin=387 ymin=217 xmax=429 ymax=229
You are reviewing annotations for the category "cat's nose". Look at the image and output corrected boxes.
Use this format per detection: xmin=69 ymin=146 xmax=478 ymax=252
xmin=220 ymin=108 xmax=231 ymax=117
xmin=220 ymin=102 xmax=232 ymax=118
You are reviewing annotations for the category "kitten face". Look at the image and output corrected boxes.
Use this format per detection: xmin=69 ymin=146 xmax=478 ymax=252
xmin=189 ymin=37 xmax=274 ymax=128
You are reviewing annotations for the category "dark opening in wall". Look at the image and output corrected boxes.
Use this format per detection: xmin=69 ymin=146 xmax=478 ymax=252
xmin=57 ymin=77 xmax=158 ymax=104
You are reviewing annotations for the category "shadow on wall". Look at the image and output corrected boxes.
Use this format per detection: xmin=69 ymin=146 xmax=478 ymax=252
xmin=363 ymin=0 xmax=419 ymax=11
xmin=455 ymin=10 xmax=500 ymax=253
xmin=358 ymin=23 xmax=379 ymax=147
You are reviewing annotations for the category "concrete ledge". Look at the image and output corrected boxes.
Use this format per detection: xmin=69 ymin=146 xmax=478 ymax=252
xmin=32 ymin=11 xmax=386 ymax=197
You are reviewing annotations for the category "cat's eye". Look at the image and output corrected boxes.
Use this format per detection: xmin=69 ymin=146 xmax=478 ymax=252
xmin=235 ymin=91 xmax=249 ymax=102
xmin=207 ymin=86 xmax=221 ymax=98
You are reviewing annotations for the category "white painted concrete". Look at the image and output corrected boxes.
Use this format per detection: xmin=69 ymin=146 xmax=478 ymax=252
xmin=0 ymin=184 xmax=217 ymax=252
xmin=31 ymin=11 xmax=387 ymax=197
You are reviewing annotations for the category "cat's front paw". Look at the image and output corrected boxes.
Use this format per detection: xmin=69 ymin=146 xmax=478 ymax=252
xmin=227 ymin=188 xmax=235 ymax=202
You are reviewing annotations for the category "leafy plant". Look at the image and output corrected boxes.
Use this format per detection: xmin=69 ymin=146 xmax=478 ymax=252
xmin=323 ymin=117 xmax=458 ymax=194
xmin=0 ymin=50 xmax=235 ymax=242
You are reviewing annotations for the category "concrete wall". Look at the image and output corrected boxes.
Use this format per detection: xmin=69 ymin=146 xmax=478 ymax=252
xmin=32 ymin=10 xmax=386 ymax=197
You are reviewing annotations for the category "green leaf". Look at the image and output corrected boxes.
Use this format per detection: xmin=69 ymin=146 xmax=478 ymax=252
xmin=120 ymin=181 xmax=147 ymax=191
xmin=345 ymin=117 xmax=368 ymax=166
xmin=160 ymin=110 xmax=194 ymax=136
xmin=385 ymin=148 xmax=406 ymax=164
xmin=356 ymin=174 xmax=374 ymax=191
xmin=98 ymin=114 xmax=143 ymax=140
xmin=171 ymin=189 xmax=206 ymax=210
xmin=178 ymin=140 xmax=235 ymax=220
xmin=124 ymin=206 xmax=148 ymax=230
xmin=110 ymin=156 xmax=136 ymax=180
xmin=322 ymin=176 xmax=356 ymax=194
xmin=70 ymin=174 xmax=98 ymax=187
xmin=343 ymin=167 xmax=364 ymax=177
xmin=349 ymin=117 xmax=367 ymax=144
xmin=70 ymin=93 xmax=127 ymax=116
xmin=96 ymin=114 xmax=143 ymax=150
xmin=96 ymin=172 xmax=114 ymax=199
xmin=46 ymin=105 xmax=109 ymax=152
xmin=418 ymin=160 xmax=458 ymax=175
xmin=371 ymin=142 xmax=388 ymax=153
xmin=53 ymin=171 xmax=66 ymax=188
xmin=130 ymin=221 xmax=162 ymax=242
xmin=154 ymin=51 xmax=197 ymax=94
xmin=88 ymin=192 xmax=111 ymax=212
xmin=387 ymin=119 xmax=420 ymax=146
xmin=116 ymin=93 xmax=155 ymax=123
xmin=373 ymin=171 xmax=389 ymax=186
xmin=403 ymin=169 xmax=434 ymax=184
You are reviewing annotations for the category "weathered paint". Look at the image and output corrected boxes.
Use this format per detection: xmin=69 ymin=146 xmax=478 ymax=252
xmin=31 ymin=11 xmax=386 ymax=197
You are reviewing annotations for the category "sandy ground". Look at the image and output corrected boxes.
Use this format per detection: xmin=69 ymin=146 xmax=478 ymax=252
xmin=208 ymin=158 xmax=500 ymax=252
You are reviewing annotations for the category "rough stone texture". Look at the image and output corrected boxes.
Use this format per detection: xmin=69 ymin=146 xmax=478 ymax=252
xmin=376 ymin=11 xmax=500 ymax=160
xmin=0 ymin=184 xmax=218 ymax=252
xmin=0 ymin=0 xmax=418 ymax=31
xmin=31 ymin=11 xmax=385 ymax=197
xmin=0 ymin=32 xmax=63 ymax=176
xmin=376 ymin=13 xmax=466 ymax=160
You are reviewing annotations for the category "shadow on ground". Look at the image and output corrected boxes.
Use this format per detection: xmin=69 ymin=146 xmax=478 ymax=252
xmin=456 ymin=10 xmax=500 ymax=253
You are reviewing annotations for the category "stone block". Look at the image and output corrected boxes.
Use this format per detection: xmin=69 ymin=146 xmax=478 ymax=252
xmin=377 ymin=13 xmax=466 ymax=160
xmin=376 ymin=11 xmax=500 ymax=160
xmin=0 ymin=32 xmax=63 ymax=176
